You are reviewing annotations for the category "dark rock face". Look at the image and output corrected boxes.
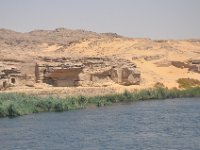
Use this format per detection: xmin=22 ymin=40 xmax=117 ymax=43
xmin=171 ymin=60 xmax=200 ymax=73
xmin=189 ymin=60 xmax=200 ymax=65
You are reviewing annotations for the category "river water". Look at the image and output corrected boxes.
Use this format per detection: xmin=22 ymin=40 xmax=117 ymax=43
xmin=0 ymin=98 xmax=200 ymax=150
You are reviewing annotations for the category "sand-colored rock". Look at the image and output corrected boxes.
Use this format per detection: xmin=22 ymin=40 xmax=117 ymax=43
xmin=34 ymin=57 xmax=140 ymax=87
xmin=0 ymin=28 xmax=200 ymax=95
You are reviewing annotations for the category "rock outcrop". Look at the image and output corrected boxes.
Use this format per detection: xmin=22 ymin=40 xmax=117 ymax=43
xmin=36 ymin=57 xmax=140 ymax=87
xmin=171 ymin=60 xmax=200 ymax=73
xmin=0 ymin=67 xmax=21 ymax=89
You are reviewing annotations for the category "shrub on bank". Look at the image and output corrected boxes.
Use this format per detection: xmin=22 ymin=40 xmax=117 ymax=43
xmin=177 ymin=78 xmax=200 ymax=89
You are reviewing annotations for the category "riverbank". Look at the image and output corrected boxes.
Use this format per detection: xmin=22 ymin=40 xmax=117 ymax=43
xmin=0 ymin=87 xmax=200 ymax=117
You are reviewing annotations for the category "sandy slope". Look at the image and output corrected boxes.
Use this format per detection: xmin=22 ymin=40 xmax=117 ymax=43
xmin=38 ymin=38 xmax=200 ymax=89
xmin=0 ymin=28 xmax=200 ymax=95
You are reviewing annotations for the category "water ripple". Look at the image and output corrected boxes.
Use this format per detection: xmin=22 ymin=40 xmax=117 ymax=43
xmin=0 ymin=98 xmax=200 ymax=150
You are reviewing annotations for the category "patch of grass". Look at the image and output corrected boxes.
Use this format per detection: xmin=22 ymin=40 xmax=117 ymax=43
xmin=0 ymin=86 xmax=200 ymax=117
xmin=0 ymin=94 xmax=86 ymax=117
xmin=177 ymin=78 xmax=200 ymax=89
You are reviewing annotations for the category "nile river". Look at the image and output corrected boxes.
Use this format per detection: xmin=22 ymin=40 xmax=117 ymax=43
xmin=0 ymin=98 xmax=200 ymax=150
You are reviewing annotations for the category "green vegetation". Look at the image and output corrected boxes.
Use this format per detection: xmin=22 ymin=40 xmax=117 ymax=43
xmin=0 ymin=86 xmax=200 ymax=118
xmin=0 ymin=94 xmax=87 ymax=117
xmin=177 ymin=78 xmax=200 ymax=89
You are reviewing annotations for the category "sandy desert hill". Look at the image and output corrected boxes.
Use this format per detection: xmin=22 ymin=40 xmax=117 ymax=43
xmin=0 ymin=28 xmax=200 ymax=96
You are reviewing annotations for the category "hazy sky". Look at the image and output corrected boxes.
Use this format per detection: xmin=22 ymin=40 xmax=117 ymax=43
xmin=1 ymin=0 xmax=200 ymax=39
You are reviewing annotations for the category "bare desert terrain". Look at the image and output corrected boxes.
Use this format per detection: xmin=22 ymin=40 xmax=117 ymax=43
xmin=0 ymin=28 xmax=199 ymax=96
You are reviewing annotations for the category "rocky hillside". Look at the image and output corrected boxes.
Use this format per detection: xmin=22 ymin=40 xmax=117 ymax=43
xmin=0 ymin=28 xmax=200 ymax=93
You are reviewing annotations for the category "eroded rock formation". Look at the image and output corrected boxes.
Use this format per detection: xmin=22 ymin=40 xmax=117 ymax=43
xmin=0 ymin=67 xmax=21 ymax=89
xmin=171 ymin=60 xmax=200 ymax=73
xmin=36 ymin=57 xmax=140 ymax=87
